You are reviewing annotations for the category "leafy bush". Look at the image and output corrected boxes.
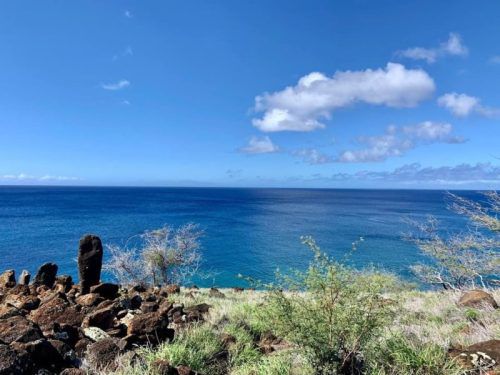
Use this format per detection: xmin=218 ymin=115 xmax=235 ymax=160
xmin=261 ymin=236 xmax=398 ymax=374
xmin=368 ymin=335 xmax=462 ymax=375
xmin=104 ymin=223 xmax=203 ymax=286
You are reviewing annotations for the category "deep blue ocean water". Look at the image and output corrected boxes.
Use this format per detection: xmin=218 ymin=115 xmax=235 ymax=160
xmin=0 ymin=187 xmax=480 ymax=287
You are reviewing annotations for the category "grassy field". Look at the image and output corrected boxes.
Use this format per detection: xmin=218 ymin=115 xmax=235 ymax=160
xmin=106 ymin=287 xmax=500 ymax=375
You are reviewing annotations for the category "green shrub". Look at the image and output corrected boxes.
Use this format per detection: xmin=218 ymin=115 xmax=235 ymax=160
xmin=368 ymin=335 xmax=462 ymax=375
xmin=261 ymin=236 xmax=398 ymax=374
xmin=464 ymin=308 xmax=479 ymax=322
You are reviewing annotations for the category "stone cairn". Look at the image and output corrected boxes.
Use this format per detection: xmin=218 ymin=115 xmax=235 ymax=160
xmin=0 ymin=234 xmax=209 ymax=374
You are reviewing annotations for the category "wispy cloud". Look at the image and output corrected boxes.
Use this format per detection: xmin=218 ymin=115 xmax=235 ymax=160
xmin=292 ymin=148 xmax=332 ymax=165
xmin=489 ymin=56 xmax=500 ymax=64
xmin=239 ymin=136 xmax=280 ymax=154
xmin=1 ymin=173 xmax=82 ymax=184
xmin=336 ymin=122 xmax=465 ymax=163
xmin=113 ymin=46 xmax=133 ymax=61
xmin=328 ymin=163 xmax=500 ymax=185
xmin=226 ymin=169 xmax=243 ymax=179
xmin=252 ymin=63 xmax=435 ymax=132
xmin=437 ymin=92 xmax=498 ymax=117
xmin=101 ymin=80 xmax=130 ymax=91
xmin=397 ymin=33 xmax=468 ymax=64
xmin=124 ymin=10 xmax=133 ymax=18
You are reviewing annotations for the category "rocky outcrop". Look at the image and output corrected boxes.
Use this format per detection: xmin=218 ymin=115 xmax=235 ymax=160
xmin=33 ymin=263 xmax=58 ymax=288
xmin=458 ymin=290 xmax=498 ymax=309
xmin=449 ymin=339 xmax=500 ymax=373
xmin=0 ymin=234 xmax=219 ymax=374
xmin=78 ymin=234 xmax=103 ymax=294
xmin=18 ymin=270 xmax=31 ymax=285
xmin=0 ymin=269 xmax=16 ymax=288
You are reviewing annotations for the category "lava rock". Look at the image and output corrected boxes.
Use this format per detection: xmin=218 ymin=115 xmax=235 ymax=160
xmin=78 ymin=234 xmax=103 ymax=294
xmin=33 ymin=263 xmax=58 ymax=288
xmin=18 ymin=270 xmax=31 ymax=285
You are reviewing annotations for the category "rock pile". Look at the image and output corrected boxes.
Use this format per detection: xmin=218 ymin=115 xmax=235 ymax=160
xmin=0 ymin=234 xmax=209 ymax=374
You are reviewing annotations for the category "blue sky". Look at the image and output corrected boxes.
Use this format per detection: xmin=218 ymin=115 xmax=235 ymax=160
xmin=0 ymin=0 xmax=499 ymax=188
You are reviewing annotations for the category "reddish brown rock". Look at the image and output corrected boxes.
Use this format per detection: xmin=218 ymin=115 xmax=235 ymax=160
xmin=86 ymin=338 xmax=120 ymax=371
xmin=141 ymin=301 xmax=159 ymax=313
xmin=164 ymin=284 xmax=180 ymax=295
xmin=209 ymin=288 xmax=226 ymax=299
xmin=30 ymin=293 xmax=84 ymax=333
xmin=467 ymin=340 xmax=500 ymax=363
xmin=0 ymin=315 xmax=44 ymax=344
xmin=54 ymin=275 xmax=73 ymax=293
xmin=82 ymin=305 xmax=116 ymax=330
xmin=75 ymin=292 xmax=103 ymax=307
xmin=127 ymin=312 xmax=174 ymax=344
xmin=78 ymin=234 xmax=103 ymax=294
xmin=90 ymin=282 xmax=119 ymax=300
xmin=0 ymin=269 xmax=15 ymax=289
xmin=0 ymin=304 xmax=21 ymax=319
xmin=458 ymin=290 xmax=498 ymax=309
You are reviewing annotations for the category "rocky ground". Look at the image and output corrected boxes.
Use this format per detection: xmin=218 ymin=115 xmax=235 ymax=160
xmin=0 ymin=234 xmax=499 ymax=374
xmin=0 ymin=234 xmax=209 ymax=374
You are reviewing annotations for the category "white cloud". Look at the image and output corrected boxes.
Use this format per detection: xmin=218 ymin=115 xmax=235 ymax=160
xmin=337 ymin=122 xmax=465 ymax=163
xmin=1 ymin=174 xmax=81 ymax=183
xmin=124 ymin=10 xmax=133 ymax=18
xmin=329 ymin=163 xmax=500 ymax=185
xmin=437 ymin=92 xmax=498 ymax=117
xmin=252 ymin=63 xmax=435 ymax=132
xmin=101 ymin=80 xmax=130 ymax=91
xmin=292 ymin=148 xmax=332 ymax=165
xmin=398 ymin=33 xmax=468 ymax=63
xmin=113 ymin=46 xmax=133 ymax=61
xmin=240 ymin=136 xmax=279 ymax=154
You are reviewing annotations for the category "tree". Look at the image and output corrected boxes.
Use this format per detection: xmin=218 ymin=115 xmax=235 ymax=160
xmin=104 ymin=223 xmax=203 ymax=286
xmin=407 ymin=191 xmax=500 ymax=290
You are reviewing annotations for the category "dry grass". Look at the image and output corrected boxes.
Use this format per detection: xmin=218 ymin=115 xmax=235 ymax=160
xmin=106 ymin=287 xmax=499 ymax=375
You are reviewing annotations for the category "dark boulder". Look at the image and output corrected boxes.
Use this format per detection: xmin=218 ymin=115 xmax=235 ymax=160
xmin=78 ymin=234 xmax=103 ymax=294
xmin=90 ymin=283 xmax=119 ymax=300
xmin=0 ymin=343 xmax=32 ymax=374
xmin=33 ymin=263 xmax=58 ymax=288
xmin=86 ymin=338 xmax=120 ymax=371
xmin=0 ymin=315 xmax=44 ymax=344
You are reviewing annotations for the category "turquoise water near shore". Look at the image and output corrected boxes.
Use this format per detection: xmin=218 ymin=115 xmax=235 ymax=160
xmin=0 ymin=187 xmax=477 ymax=287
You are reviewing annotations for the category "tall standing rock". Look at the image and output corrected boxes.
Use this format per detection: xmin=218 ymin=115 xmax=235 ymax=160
xmin=18 ymin=270 xmax=31 ymax=285
xmin=78 ymin=235 xmax=103 ymax=294
xmin=34 ymin=263 xmax=58 ymax=287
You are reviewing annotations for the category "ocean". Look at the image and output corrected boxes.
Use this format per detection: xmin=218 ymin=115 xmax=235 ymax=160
xmin=0 ymin=186 xmax=478 ymax=287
